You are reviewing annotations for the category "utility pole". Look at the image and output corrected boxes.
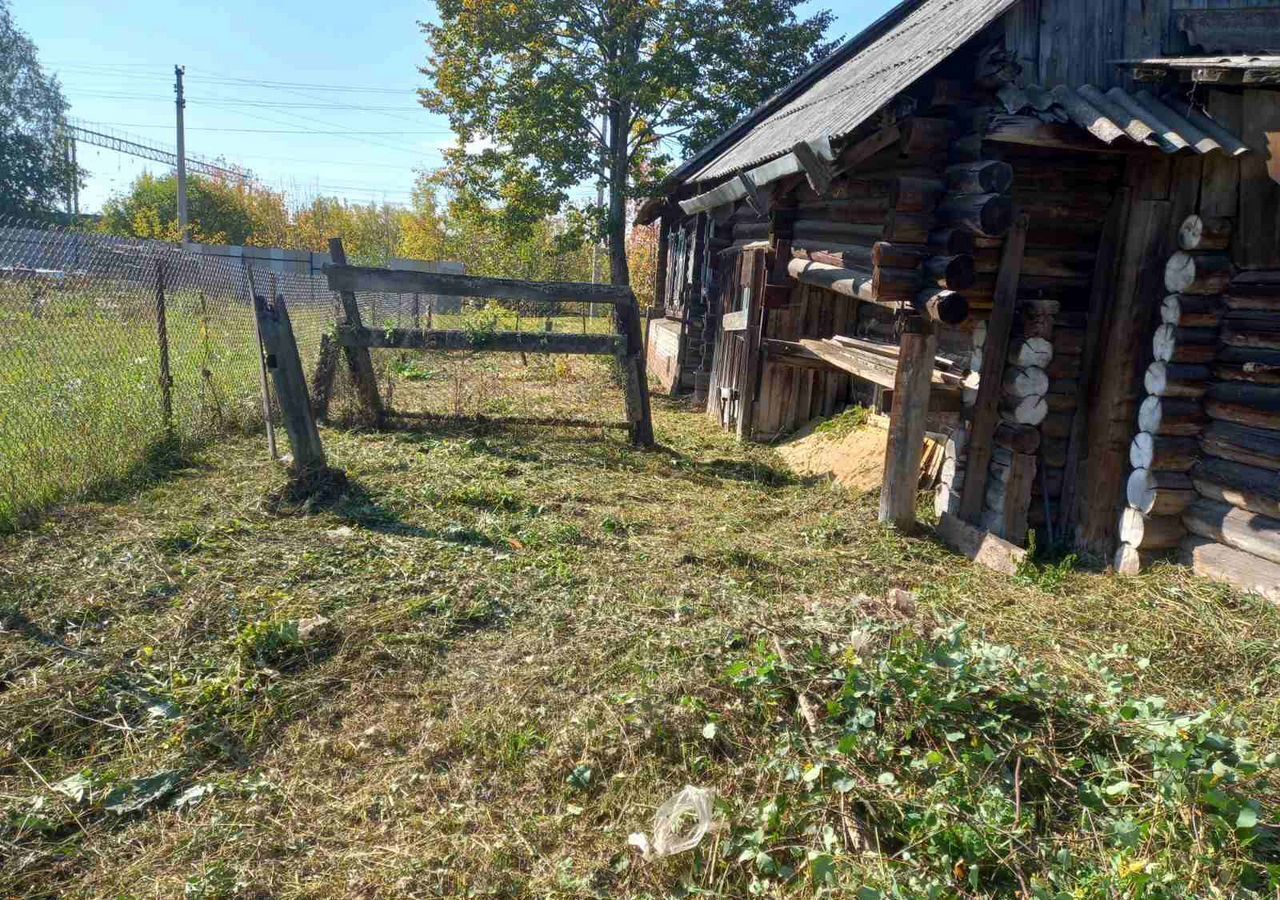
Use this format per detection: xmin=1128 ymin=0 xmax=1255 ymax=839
xmin=174 ymin=65 xmax=189 ymax=243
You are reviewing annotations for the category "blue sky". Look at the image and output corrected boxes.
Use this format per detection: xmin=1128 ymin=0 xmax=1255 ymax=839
xmin=15 ymin=0 xmax=892 ymax=214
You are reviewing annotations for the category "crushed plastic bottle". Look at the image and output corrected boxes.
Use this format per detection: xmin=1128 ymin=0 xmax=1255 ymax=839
xmin=628 ymin=785 xmax=715 ymax=859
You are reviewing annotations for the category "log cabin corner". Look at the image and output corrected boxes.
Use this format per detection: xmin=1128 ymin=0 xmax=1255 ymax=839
xmin=635 ymin=0 xmax=1280 ymax=599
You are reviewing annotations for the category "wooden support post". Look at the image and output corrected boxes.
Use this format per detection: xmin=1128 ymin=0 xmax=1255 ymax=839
xmin=958 ymin=212 xmax=1030 ymax=524
xmin=310 ymin=332 xmax=339 ymax=420
xmin=244 ymin=266 xmax=277 ymax=460
xmin=154 ymin=259 xmax=174 ymax=435
xmin=879 ymin=316 xmax=937 ymax=529
xmin=1075 ymin=198 xmax=1172 ymax=556
xmin=327 ymin=238 xmax=385 ymax=426
xmin=1058 ymin=190 xmax=1129 ymax=537
xmin=615 ymin=291 xmax=655 ymax=448
xmin=736 ymin=253 xmax=766 ymax=441
xmin=253 ymin=292 xmax=327 ymax=474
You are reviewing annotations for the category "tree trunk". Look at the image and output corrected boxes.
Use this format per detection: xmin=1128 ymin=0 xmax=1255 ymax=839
xmin=607 ymin=99 xmax=631 ymax=286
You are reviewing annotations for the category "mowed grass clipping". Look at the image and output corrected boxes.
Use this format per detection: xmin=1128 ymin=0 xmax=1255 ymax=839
xmin=2 ymin=377 xmax=1279 ymax=897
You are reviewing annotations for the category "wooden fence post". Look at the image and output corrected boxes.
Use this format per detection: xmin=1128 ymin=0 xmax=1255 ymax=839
xmin=879 ymin=315 xmax=937 ymax=528
xmin=154 ymin=259 xmax=174 ymax=435
xmin=327 ymin=237 xmax=385 ymax=426
xmin=615 ymin=290 xmax=656 ymax=448
xmin=310 ymin=333 xmax=338 ymax=420
xmin=254 ymin=292 xmax=327 ymax=474
xmin=244 ymin=266 xmax=278 ymax=460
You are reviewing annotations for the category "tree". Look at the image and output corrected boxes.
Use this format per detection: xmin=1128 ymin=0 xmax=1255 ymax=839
xmin=98 ymin=172 xmax=290 ymax=246
xmin=0 ymin=0 xmax=80 ymax=219
xmin=420 ymin=0 xmax=834 ymax=285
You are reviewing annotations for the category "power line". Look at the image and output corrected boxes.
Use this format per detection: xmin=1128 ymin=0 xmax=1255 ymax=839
xmin=76 ymin=122 xmax=451 ymax=135
xmin=50 ymin=63 xmax=419 ymax=94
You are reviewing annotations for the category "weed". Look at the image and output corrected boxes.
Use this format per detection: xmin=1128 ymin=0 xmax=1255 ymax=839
xmin=815 ymin=404 xmax=871 ymax=440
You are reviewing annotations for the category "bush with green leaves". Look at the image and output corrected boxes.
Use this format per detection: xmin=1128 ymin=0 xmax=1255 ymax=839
xmin=720 ymin=623 xmax=1278 ymax=897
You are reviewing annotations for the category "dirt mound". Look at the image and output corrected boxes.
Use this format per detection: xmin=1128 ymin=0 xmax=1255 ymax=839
xmin=775 ymin=416 xmax=888 ymax=493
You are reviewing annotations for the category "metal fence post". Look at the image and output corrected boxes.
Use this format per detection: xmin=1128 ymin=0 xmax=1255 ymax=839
xmin=155 ymin=258 xmax=174 ymax=435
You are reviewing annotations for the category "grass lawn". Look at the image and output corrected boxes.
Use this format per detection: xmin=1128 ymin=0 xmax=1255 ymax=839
xmin=2 ymin=366 xmax=1280 ymax=898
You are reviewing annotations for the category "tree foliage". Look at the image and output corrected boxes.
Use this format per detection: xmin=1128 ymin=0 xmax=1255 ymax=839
xmin=420 ymin=0 xmax=834 ymax=283
xmin=98 ymin=173 xmax=289 ymax=247
xmin=96 ymin=169 xmax=604 ymax=281
xmin=0 ymin=0 xmax=81 ymax=219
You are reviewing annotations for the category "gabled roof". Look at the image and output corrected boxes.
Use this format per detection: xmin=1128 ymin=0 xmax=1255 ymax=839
xmin=655 ymin=0 xmax=927 ymax=194
xmin=685 ymin=0 xmax=1020 ymax=184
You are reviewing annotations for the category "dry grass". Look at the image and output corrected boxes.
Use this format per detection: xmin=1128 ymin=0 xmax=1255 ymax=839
xmin=2 ymin=365 xmax=1279 ymax=897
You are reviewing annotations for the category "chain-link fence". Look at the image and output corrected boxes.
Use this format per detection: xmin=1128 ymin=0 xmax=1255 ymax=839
xmin=0 ymin=218 xmax=631 ymax=530
xmin=0 ymin=217 xmax=339 ymax=530
xmin=337 ymin=283 xmax=627 ymax=429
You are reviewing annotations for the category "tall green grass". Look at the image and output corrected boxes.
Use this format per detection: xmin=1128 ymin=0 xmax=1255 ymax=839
xmin=0 ymin=281 xmax=333 ymax=531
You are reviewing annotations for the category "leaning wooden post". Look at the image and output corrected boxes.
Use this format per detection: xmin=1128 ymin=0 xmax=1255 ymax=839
xmin=614 ymin=289 xmax=655 ymax=448
xmin=327 ymin=237 xmax=385 ymax=426
xmin=253 ymin=292 xmax=327 ymax=474
xmin=879 ymin=315 xmax=937 ymax=528
xmin=958 ymin=211 xmax=1029 ymax=524
xmin=154 ymin=258 xmax=174 ymax=436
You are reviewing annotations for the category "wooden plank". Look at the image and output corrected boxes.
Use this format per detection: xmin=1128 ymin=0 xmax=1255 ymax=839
xmin=1000 ymin=451 xmax=1037 ymax=545
xmin=325 ymin=264 xmax=634 ymax=304
xmin=338 ymin=327 xmax=622 ymax=355
xmin=1075 ymin=196 xmax=1171 ymax=556
xmin=1184 ymin=498 xmax=1280 ymax=567
xmin=1202 ymin=91 xmax=1242 ymax=221
xmin=1238 ymin=89 xmax=1280 ymax=270
xmin=985 ymin=115 xmax=1137 ymax=154
xmin=880 ymin=318 xmax=937 ymax=529
xmin=327 ymin=239 xmax=385 ymax=426
xmin=737 ymin=251 xmax=766 ymax=441
xmin=936 ymin=512 xmax=1028 ymax=576
xmin=309 ymin=332 xmax=339 ymax=421
xmin=959 ymin=212 xmax=1030 ymax=524
xmin=1180 ymin=537 xmax=1280 ymax=604
xmin=253 ymin=293 xmax=327 ymax=474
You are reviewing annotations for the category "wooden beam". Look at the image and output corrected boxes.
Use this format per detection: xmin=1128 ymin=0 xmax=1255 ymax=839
xmin=936 ymin=511 xmax=1028 ymax=576
xmin=327 ymin=238 xmax=385 ymax=426
xmin=253 ymin=293 xmax=327 ymax=474
xmin=958 ymin=212 xmax=1030 ymax=524
xmin=1075 ymin=197 xmax=1172 ymax=556
xmin=985 ymin=115 xmax=1136 ymax=154
xmin=879 ymin=317 xmax=937 ymax=529
xmin=834 ymin=123 xmax=902 ymax=174
xmin=790 ymin=139 xmax=834 ymax=197
xmin=324 ymin=264 xmax=635 ymax=304
xmin=737 ymin=251 xmax=766 ymax=441
xmin=614 ymin=287 xmax=656 ymax=448
xmin=786 ymin=258 xmax=969 ymax=324
xmin=1180 ymin=536 xmax=1280 ymax=604
xmin=337 ymin=326 xmax=622 ymax=355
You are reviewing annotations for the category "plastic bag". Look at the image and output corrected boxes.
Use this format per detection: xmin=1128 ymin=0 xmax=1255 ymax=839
xmin=628 ymin=785 xmax=714 ymax=859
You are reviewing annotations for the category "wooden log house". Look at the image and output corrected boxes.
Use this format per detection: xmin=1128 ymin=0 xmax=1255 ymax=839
xmin=636 ymin=0 xmax=1280 ymax=596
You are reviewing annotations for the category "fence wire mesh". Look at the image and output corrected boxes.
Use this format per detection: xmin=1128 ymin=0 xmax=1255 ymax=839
xmin=0 ymin=216 xmax=336 ymax=528
xmin=339 ymin=288 xmax=627 ymax=428
xmin=0 ymin=217 xmax=631 ymax=530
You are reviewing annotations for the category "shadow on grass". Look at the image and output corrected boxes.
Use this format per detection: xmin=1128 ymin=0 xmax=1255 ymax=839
xmin=2 ymin=434 xmax=206 ymax=535
xmin=268 ymin=470 xmax=514 ymax=549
